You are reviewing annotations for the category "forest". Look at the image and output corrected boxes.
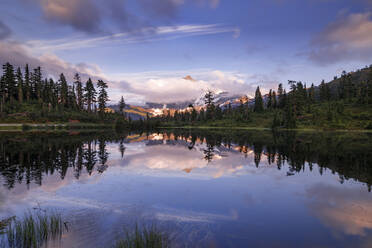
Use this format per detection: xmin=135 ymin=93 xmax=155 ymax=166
xmin=2 ymin=62 xmax=372 ymax=130
xmin=0 ymin=62 xmax=127 ymax=125
xmin=147 ymin=65 xmax=372 ymax=130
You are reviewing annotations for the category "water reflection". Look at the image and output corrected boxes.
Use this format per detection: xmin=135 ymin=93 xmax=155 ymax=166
xmin=0 ymin=130 xmax=371 ymax=247
xmin=1 ymin=130 xmax=371 ymax=191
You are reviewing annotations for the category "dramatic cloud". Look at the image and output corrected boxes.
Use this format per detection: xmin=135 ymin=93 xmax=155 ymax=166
xmin=39 ymin=0 xmax=102 ymax=33
xmin=0 ymin=39 xmax=266 ymax=104
xmin=110 ymin=69 xmax=267 ymax=104
xmin=308 ymin=12 xmax=372 ymax=65
xmin=0 ymin=20 xmax=11 ymax=40
xmin=0 ymin=40 xmax=106 ymax=82
xmin=31 ymin=0 xmax=220 ymax=33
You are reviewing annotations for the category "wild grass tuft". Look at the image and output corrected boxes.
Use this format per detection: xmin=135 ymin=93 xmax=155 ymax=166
xmin=4 ymin=210 xmax=66 ymax=248
xmin=114 ymin=224 xmax=170 ymax=248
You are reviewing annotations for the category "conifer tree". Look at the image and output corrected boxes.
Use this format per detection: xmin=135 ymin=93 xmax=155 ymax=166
xmin=119 ymin=96 xmax=126 ymax=115
xmin=97 ymin=79 xmax=108 ymax=114
xmin=33 ymin=67 xmax=42 ymax=102
xmin=277 ymin=83 xmax=285 ymax=108
xmin=84 ymin=78 xmax=96 ymax=112
xmin=16 ymin=67 xmax=23 ymax=104
xmin=267 ymin=89 xmax=273 ymax=109
xmin=74 ymin=73 xmax=84 ymax=110
xmin=204 ymin=90 xmax=215 ymax=120
xmin=3 ymin=62 xmax=16 ymax=103
xmin=254 ymin=86 xmax=264 ymax=112
xmin=59 ymin=73 xmax=68 ymax=107
xmin=272 ymin=90 xmax=277 ymax=108
xmin=24 ymin=64 xmax=30 ymax=102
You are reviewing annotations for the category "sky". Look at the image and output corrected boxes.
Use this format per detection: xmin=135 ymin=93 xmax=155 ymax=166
xmin=1 ymin=0 xmax=372 ymax=104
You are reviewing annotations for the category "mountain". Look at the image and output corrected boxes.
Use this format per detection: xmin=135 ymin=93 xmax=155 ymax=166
xmin=109 ymin=104 xmax=153 ymax=120
xmin=109 ymin=90 xmax=251 ymax=119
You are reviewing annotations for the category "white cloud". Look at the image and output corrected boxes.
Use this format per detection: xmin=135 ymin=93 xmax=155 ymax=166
xmin=26 ymin=24 xmax=240 ymax=53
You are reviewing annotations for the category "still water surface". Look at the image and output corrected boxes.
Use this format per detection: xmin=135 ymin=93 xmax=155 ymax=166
xmin=0 ymin=130 xmax=372 ymax=247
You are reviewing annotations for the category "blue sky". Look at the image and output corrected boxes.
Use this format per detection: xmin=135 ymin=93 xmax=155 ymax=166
xmin=1 ymin=0 xmax=372 ymax=104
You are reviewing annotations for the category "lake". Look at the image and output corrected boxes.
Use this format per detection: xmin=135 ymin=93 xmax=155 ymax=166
xmin=0 ymin=129 xmax=372 ymax=248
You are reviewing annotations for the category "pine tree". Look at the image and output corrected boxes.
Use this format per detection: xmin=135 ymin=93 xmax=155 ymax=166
xmin=32 ymin=67 xmax=42 ymax=102
xmin=2 ymin=62 xmax=16 ymax=103
xmin=277 ymin=83 xmax=285 ymax=108
xmin=74 ymin=73 xmax=84 ymax=110
xmin=84 ymin=78 xmax=96 ymax=112
xmin=59 ymin=73 xmax=68 ymax=107
xmin=309 ymin=83 xmax=315 ymax=103
xmin=119 ymin=96 xmax=126 ymax=115
xmin=267 ymin=89 xmax=273 ymax=109
xmin=272 ymin=90 xmax=277 ymax=109
xmin=97 ymin=80 xmax=108 ymax=114
xmin=204 ymin=90 xmax=215 ymax=120
xmin=16 ymin=67 xmax=23 ymax=103
xmin=254 ymin=86 xmax=264 ymax=112
xmin=24 ymin=64 xmax=30 ymax=102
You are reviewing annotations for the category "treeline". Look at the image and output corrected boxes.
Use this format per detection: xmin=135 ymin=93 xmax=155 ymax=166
xmin=0 ymin=62 xmax=125 ymax=123
xmin=149 ymin=65 xmax=372 ymax=129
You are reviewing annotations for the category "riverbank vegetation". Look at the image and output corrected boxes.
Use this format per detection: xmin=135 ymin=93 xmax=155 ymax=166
xmin=114 ymin=225 xmax=170 ymax=248
xmin=1 ymin=211 xmax=65 ymax=248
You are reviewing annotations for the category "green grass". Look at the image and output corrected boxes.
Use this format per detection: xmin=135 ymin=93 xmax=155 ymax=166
xmin=114 ymin=225 xmax=170 ymax=248
xmin=3 ymin=210 xmax=66 ymax=248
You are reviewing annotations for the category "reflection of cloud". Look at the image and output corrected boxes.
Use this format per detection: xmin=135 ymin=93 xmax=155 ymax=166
xmin=156 ymin=207 xmax=238 ymax=223
xmin=306 ymin=183 xmax=372 ymax=236
xmin=112 ymin=138 xmax=279 ymax=179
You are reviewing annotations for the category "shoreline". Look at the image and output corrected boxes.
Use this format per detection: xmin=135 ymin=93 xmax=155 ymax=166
xmin=158 ymin=125 xmax=372 ymax=133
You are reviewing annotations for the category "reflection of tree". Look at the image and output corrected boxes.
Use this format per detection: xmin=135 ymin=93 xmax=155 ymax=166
xmin=119 ymin=139 xmax=126 ymax=159
xmin=97 ymin=138 xmax=109 ymax=173
xmin=160 ymin=129 xmax=372 ymax=191
xmin=84 ymin=141 xmax=97 ymax=175
xmin=253 ymin=143 xmax=263 ymax=168
xmin=0 ymin=132 xmax=128 ymax=189
xmin=203 ymin=144 xmax=215 ymax=163
xmin=1 ymin=130 xmax=372 ymax=192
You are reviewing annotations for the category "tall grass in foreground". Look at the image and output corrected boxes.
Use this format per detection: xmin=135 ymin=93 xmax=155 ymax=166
xmin=4 ymin=211 xmax=66 ymax=248
xmin=115 ymin=225 xmax=170 ymax=248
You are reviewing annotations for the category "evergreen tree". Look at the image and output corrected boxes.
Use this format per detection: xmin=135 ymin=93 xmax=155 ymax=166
xmin=2 ymin=62 xmax=16 ymax=103
xmin=204 ymin=90 xmax=215 ymax=120
xmin=16 ymin=67 xmax=23 ymax=104
xmin=24 ymin=64 xmax=30 ymax=102
xmin=33 ymin=67 xmax=42 ymax=103
xmin=119 ymin=96 xmax=126 ymax=115
xmin=272 ymin=90 xmax=277 ymax=108
xmin=309 ymin=83 xmax=315 ymax=103
xmin=59 ymin=73 xmax=68 ymax=107
xmin=277 ymin=83 xmax=285 ymax=108
xmin=97 ymin=80 xmax=108 ymax=114
xmin=267 ymin=89 xmax=273 ymax=109
xmin=254 ymin=86 xmax=264 ymax=112
xmin=74 ymin=73 xmax=84 ymax=110
xmin=84 ymin=78 xmax=96 ymax=112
